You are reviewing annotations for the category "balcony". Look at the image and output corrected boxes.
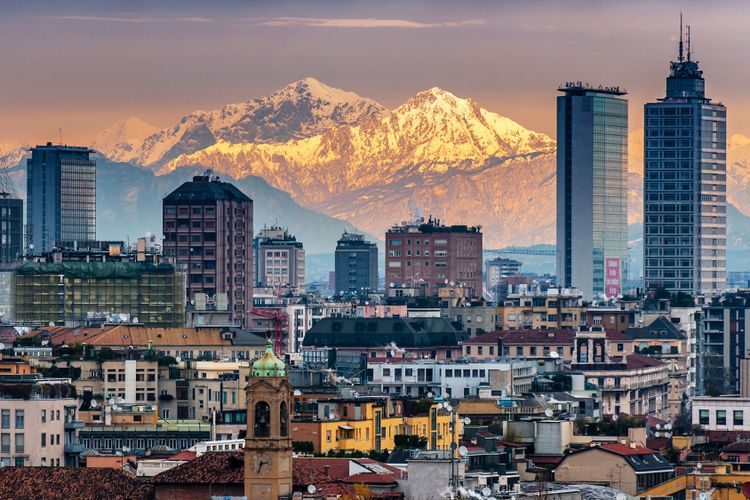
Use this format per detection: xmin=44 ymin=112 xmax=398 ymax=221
xmin=65 ymin=443 xmax=86 ymax=454
xmin=64 ymin=421 xmax=86 ymax=430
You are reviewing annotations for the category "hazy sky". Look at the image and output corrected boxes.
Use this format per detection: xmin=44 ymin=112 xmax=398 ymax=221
xmin=2 ymin=0 xmax=749 ymax=146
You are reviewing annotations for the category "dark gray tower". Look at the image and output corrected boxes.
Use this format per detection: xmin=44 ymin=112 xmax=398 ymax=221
xmin=556 ymin=83 xmax=629 ymax=299
xmin=643 ymin=20 xmax=726 ymax=295
xmin=0 ymin=193 xmax=22 ymax=263
xmin=335 ymin=231 xmax=378 ymax=295
xmin=26 ymin=143 xmax=96 ymax=254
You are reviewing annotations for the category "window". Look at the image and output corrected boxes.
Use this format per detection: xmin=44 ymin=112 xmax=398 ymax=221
xmin=735 ymin=410 xmax=744 ymax=426
xmin=280 ymin=401 xmax=289 ymax=437
xmin=716 ymin=410 xmax=727 ymax=426
xmin=698 ymin=409 xmax=709 ymax=425
xmin=15 ymin=433 xmax=24 ymax=453
xmin=0 ymin=433 xmax=9 ymax=453
xmin=15 ymin=410 xmax=24 ymax=429
xmin=0 ymin=410 xmax=8 ymax=429
xmin=41 ymin=410 xmax=46 ymax=424
xmin=41 ymin=433 xmax=46 ymax=447
xmin=254 ymin=402 xmax=270 ymax=437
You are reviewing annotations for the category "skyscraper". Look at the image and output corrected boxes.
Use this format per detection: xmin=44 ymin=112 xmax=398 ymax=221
xmin=334 ymin=231 xmax=378 ymax=295
xmin=26 ymin=143 xmax=96 ymax=254
xmin=0 ymin=193 xmax=23 ymax=263
xmin=162 ymin=174 xmax=253 ymax=327
xmin=556 ymin=83 xmax=628 ymax=299
xmin=643 ymin=22 xmax=726 ymax=296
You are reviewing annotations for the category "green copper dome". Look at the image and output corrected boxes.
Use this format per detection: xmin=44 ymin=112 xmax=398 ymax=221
xmin=252 ymin=339 xmax=286 ymax=377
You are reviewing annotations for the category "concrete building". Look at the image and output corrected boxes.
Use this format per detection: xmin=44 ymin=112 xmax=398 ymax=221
xmin=499 ymin=288 xmax=584 ymax=330
xmin=692 ymin=396 xmax=750 ymax=431
xmin=643 ymin=23 xmax=727 ymax=295
xmin=554 ymin=443 xmax=674 ymax=495
xmin=385 ymin=217 xmax=483 ymax=298
xmin=253 ymin=225 xmax=305 ymax=293
xmin=367 ymin=359 xmax=537 ymax=399
xmin=485 ymin=257 xmax=521 ymax=300
xmin=101 ymin=359 xmax=158 ymax=403
xmin=26 ymin=143 xmax=96 ymax=254
xmin=0 ymin=194 xmax=22 ymax=263
xmin=12 ymin=261 xmax=186 ymax=327
xmin=556 ymin=83 xmax=628 ymax=300
xmin=162 ymin=174 xmax=253 ymax=327
xmin=0 ymin=375 xmax=83 ymax=467
xmin=334 ymin=231 xmax=378 ymax=295
xmin=701 ymin=291 xmax=750 ymax=395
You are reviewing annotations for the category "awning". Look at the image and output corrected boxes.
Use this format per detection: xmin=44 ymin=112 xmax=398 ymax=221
xmin=339 ymin=425 xmax=355 ymax=430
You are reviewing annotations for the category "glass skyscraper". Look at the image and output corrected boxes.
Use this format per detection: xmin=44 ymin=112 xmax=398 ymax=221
xmin=643 ymin=28 xmax=726 ymax=296
xmin=26 ymin=143 xmax=96 ymax=254
xmin=556 ymin=83 xmax=628 ymax=299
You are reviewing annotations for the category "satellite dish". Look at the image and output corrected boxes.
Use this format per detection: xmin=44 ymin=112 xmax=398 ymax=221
xmin=328 ymin=413 xmax=336 ymax=421
xmin=90 ymin=399 xmax=98 ymax=408
xmin=446 ymin=404 xmax=453 ymax=412
xmin=665 ymin=432 xmax=672 ymax=438
xmin=544 ymin=408 xmax=554 ymax=418
xmin=458 ymin=446 xmax=468 ymax=457
xmin=612 ymin=414 xmax=619 ymax=422
xmin=389 ymin=282 xmax=395 ymax=288
xmin=699 ymin=493 xmax=709 ymax=500
xmin=665 ymin=423 xmax=672 ymax=430
xmin=463 ymin=417 xmax=472 ymax=425
xmin=655 ymin=423 xmax=662 ymax=430
xmin=450 ymin=281 xmax=455 ymax=287
xmin=427 ymin=392 xmax=434 ymax=399
xmin=307 ymin=485 xmax=317 ymax=494
xmin=482 ymin=487 xmax=492 ymax=497
xmin=616 ymin=495 xmax=627 ymax=500
xmin=696 ymin=463 xmax=703 ymax=470
xmin=654 ymin=431 xmax=661 ymax=437
xmin=293 ymin=390 xmax=302 ymax=396
xmin=549 ymin=351 xmax=560 ymax=359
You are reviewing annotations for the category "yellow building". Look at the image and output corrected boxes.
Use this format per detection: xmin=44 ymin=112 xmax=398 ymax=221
xmin=640 ymin=464 xmax=750 ymax=500
xmin=291 ymin=397 xmax=455 ymax=454
xmin=499 ymin=290 xmax=583 ymax=330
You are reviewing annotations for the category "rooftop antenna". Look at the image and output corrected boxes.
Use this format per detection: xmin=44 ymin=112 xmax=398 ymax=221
xmin=686 ymin=24 xmax=692 ymax=61
xmin=677 ymin=12 xmax=684 ymax=62
xmin=58 ymin=128 xmax=63 ymax=145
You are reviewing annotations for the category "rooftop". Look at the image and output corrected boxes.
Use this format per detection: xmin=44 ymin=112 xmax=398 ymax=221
xmin=466 ymin=329 xmax=575 ymax=346
xmin=163 ymin=175 xmax=252 ymax=205
xmin=557 ymin=81 xmax=627 ymax=96
xmin=0 ymin=467 xmax=150 ymax=500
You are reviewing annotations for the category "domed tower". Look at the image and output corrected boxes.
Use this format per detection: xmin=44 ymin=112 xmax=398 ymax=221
xmin=245 ymin=339 xmax=293 ymax=499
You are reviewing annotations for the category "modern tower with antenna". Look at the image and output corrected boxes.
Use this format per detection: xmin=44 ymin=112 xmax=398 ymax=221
xmin=643 ymin=16 xmax=727 ymax=299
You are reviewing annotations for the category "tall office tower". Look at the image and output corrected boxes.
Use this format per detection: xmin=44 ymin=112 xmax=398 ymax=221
xmin=643 ymin=22 xmax=727 ymax=296
xmin=253 ymin=226 xmax=305 ymax=292
xmin=26 ymin=143 xmax=96 ymax=254
xmin=334 ymin=231 xmax=378 ymax=295
xmin=556 ymin=83 xmax=628 ymax=300
xmin=385 ymin=217 xmax=483 ymax=298
xmin=0 ymin=193 xmax=23 ymax=262
xmin=162 ymin=174 xmax=253 ymax=327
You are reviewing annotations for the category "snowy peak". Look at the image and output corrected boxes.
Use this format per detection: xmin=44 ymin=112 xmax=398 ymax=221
xmin=90 ymin=116 xmax=159 ymax=161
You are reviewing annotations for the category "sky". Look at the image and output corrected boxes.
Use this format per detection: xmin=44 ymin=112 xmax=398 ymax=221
xmin=2 ymin=0 xmax=750 ymax=146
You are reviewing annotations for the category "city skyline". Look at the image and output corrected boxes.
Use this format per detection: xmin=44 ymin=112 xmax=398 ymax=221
xmin=3 ymin=1 xmax=750 ymax=145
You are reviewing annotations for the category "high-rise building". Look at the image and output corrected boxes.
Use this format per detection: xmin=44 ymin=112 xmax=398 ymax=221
xmin=485 ymin=257 xmax=521 ymax=300
xmin=334 ymin=232 xmax=378 ymax=295
xmin=385 ymin=217 xmax=483 ymax=298
xmin=643 ymin=22 xmax=727 ymax=296
xmin=26 ymin=143 xmax=96 ymax=254
xmin=0 ymin=193 xmax=23 ymax=263
xmin=556 ymin=82 xmax=628 ymax=299
xmin=162 ymin=174 xmax=253 ymax=327
xmin=253 ymin=226 xmax=305 ymax=292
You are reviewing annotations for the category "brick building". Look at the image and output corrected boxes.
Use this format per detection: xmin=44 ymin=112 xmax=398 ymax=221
xmin=162 ymin=174 xmax=253 ymax=327
xmin=385 ymin=217 xmax=482 ymax=298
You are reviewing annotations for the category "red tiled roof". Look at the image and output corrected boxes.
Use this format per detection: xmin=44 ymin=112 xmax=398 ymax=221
xmin=605 ymin=330 xmax=633 ymax=342
xmin=646 ymin=438 xmax=669 ymax=451
xmin=167 ymin=450 xmax=197 ymax=462
xmin=343 ymin=473 xmax=398 ymax=484
xmin=600 ymin=443 xmax=657 ymax=456
xmin=706 ymin=430 xmax=750 ymax=443
xmin=0 ymin=467 xmax=151 ymax=500
xmin=722 ymin=441 xmax=750 ymax=453
xmin=625 ymin=353 xmax=666 ymax=369
xmin=497 ymin=440 xmax=527 ymax=448
xmin=467 ymin=329 xmax=575 ymax=345
xmin=527 ymin=456 xmax=563 ymax=464
xmin=150 ymin=451 xmax=244 ymax=485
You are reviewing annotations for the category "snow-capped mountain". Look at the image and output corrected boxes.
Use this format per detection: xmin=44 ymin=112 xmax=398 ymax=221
xmin=0 ymin=142 xmax=29 ymax=170
xmin=102 ymin=78 xmax=386 ymax=166
xmin=90 ymin=117 xmax=159 ymax=162
xmin=154 ymin=86 xmax=556 ymax=247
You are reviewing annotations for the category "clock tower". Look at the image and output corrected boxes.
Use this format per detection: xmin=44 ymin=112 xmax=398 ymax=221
xmin=245 ymin=339 xmax=293 ymax=499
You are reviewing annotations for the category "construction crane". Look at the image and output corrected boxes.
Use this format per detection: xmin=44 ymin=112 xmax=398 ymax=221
xmin=485 ymin=247 xmax=557 ymax=257
xmin=250 ymin=287 xmax=288 ymax=355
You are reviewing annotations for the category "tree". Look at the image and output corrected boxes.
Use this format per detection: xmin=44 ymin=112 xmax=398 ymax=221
xmin=97 ymin=347 xmax=114 ymax=361
xmin=293 ymin=441 xmax=314 ymax=454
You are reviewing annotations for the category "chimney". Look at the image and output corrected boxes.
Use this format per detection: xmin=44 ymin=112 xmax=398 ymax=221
xmin=323 ymin=465 xmax=331 ymax=476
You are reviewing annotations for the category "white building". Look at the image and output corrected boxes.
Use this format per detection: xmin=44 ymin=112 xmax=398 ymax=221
xmin=367 ymin=359 xmax=536 ymax=399
xmin=692 ymin=396 xmax=750 ymax=431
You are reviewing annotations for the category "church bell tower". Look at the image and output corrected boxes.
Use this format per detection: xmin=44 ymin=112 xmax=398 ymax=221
xmin=245 ymin=339 xmax=293 ymax=499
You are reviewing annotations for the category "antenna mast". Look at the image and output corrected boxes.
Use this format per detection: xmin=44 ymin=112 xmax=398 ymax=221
xmin=58 ymin=128 xmax=63 ymax=145
xmin=686 ymin=25 xmax=692 ymax=61
xmin=678 ymin=12 xmax=684 ymax=62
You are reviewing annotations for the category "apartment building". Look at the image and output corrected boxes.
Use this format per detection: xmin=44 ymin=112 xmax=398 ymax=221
xmin=499 ymin=288 xmax=583 ymax=330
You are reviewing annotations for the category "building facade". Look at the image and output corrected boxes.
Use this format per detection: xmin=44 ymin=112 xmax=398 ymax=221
xmin=485 ymin=257 xmax=521 ymax=300
xmin=701 ymin=292 xmax=750 ymax=395
xmin=0 ymin=194 xmax=22 ymax=263
xmin=253 ymin=226 xmax=305 ymax=293
xmin=643 ymin=27 xmax=727 ymax=295
xmin=26 ymin=143 xmax=96 ymax=254
xmin=385 ymin=217 xmax=483 ymax=298
xmin=12 ymin=261 xmax=185 ymax=327
xmin=162 ymin=174 xmax=253 ymax=327
xmin=556 ymin=83 xmax=628 ymax=300
xmin=334 ymin=232 xmax=378 ymax=295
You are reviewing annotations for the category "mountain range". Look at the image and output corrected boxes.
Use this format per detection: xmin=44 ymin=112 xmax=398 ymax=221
xmin=4 ymin=77 xmax=750 ymax=269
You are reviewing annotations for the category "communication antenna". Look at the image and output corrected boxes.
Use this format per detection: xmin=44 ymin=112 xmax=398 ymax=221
xmin=686 ymin=25 xmax=692 ymax=61
xmin=678 ymin=12 xmax=684 ymax=62
xmin=58 ymin=128 xmax=63 ymax=145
